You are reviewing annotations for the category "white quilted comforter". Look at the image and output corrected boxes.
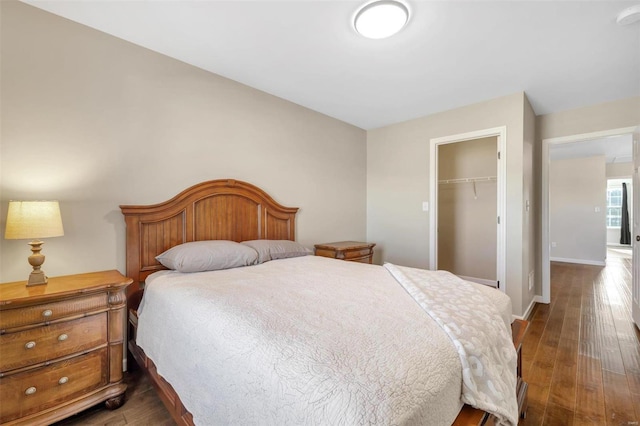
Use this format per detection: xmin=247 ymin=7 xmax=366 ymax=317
xmin=136 ymin=256 xmax=514 ymax=426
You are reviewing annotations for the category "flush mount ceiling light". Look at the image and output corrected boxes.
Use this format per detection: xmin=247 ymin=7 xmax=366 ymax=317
xmin=617 ymin=4 xmax=640 ymax=26
xmin=354 ymin=0 xmax=409 ymax=39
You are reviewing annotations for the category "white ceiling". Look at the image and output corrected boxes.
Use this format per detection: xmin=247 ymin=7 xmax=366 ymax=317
xmin=23 ymin=0 xmax=640 ymax=130
xmin=550 ymin=133 xmax=633 ymax=163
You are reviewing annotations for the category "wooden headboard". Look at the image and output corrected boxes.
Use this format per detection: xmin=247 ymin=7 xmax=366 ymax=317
xmin=120 ymin=179 xmax=299 ymax=305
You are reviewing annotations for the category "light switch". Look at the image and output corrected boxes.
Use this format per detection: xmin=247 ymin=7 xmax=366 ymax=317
xmin=422 ymin=201 xmax=429 ymax=212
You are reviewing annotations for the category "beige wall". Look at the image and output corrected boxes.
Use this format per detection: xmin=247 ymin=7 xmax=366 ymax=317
xmin=538 ymin=97 xmax=640 ymax=141
xmin=5 ymin=1 xmax=635 ymax=319
xmin=549 ymin=156 xmax=606 ymax=264
xmin=367 ymin=92 xmax=533 ymax=316
xmin=437 ymin=137 xmax=497 ymax=282
xmin=606 ymin=162 xmax=633 ymax=178
xmin=0 ymin=2 xmax=367 ymax=282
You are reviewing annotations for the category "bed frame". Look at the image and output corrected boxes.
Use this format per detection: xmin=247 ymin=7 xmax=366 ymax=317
xmin=120 ymin=179 xmax=527 ymax=426
xmin=120 ymin=179 xmax=299 ymax=307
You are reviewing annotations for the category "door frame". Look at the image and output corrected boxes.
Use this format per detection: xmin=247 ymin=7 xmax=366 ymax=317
xmin=633 ymin=129 xmax=640 ymax=329
xmin=429 ymin=126 xmax=507 ymax=292
xmin=541 ymin=126 xmax=639 ymax=304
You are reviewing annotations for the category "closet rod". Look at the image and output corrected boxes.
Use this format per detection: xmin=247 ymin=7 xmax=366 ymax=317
xmin=438 ymin=176 xmax=497 ymax=185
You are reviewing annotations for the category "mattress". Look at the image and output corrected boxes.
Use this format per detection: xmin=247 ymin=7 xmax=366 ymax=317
xmin=136 ymin=255 xmax=513 ymax=426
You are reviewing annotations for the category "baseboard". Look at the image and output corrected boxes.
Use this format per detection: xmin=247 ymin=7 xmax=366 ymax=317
xmin=459 ymin=275 xmax=497 ymax=287
xmin=550 ymin=257 xmax=605 ymax=266
xmin=512 ymin=298 xmax=537 ymax=321
xmin=534 ymin=295 xmax=548 ymax=304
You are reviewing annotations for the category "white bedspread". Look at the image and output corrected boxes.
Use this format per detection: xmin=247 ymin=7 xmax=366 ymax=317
xmin=136 ymin=256 xmax=513 ymax=426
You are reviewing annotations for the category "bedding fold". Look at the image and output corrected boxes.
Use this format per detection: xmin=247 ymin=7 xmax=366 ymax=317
xmin=384 ymin=263 xmax=518 ymax=426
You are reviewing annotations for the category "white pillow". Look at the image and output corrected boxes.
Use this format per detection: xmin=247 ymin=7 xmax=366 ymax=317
xmin=241 ymin=239 xmax=312 ymax=264
xmin=156 ymin=240 xmax=258 ymax=273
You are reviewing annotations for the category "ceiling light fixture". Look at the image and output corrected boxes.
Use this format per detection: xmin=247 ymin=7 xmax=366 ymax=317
xmin=616 ymin=4 xmax=640 ymax=26
xmin=354 ymin=0 xmax=409 ymax=39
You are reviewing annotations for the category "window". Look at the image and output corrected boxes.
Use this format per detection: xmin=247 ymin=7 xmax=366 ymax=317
xmin=607 ymin=187 xmax=622 ymax=227
xmin=606 ymin=178 xmax=632 ymax=228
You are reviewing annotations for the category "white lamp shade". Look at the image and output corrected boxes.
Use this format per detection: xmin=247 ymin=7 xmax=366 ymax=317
xmin=5 ymin=201 xmax=64 ymax=240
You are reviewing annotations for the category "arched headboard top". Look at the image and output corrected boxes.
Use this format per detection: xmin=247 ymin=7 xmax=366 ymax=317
xmin=120 ymin=179 xmax=299 ymax=303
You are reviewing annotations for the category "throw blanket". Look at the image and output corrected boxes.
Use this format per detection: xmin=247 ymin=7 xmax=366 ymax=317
xmin=384 ymin=264 xmax=518 ymax=426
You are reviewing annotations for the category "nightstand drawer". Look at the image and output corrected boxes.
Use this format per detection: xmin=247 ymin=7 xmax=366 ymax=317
xmin=0 ymin=348 xmax=108 ymax=423
xmin=341 ymin=248 xmax=374 ymax=260
xmin=348 ymin=255 xmax=373 ymax=264
xmin=0 ymin=293 xmax=108 ymax=331
xmin=0 ymin=313 xmax=108 ymax=372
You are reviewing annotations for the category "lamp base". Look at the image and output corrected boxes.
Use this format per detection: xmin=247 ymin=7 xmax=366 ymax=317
xmin=26 ymin=240 xmax=48 ymax=287
xmin=27 ymin=270 xmax=48 ymax=286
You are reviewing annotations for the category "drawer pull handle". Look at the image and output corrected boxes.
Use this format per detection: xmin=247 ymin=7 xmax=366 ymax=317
xmin=42 ymin=309 xmax=53 ymax=318
xmin=25 ymin=387 xmax=37 ymax=396
xmin=25 ymin=341 xmax=36 ymax=350
xmin=58 ymin=376 xmax=69 ymax=385
xmin=58 ymin=334 xmax=68 ymax=341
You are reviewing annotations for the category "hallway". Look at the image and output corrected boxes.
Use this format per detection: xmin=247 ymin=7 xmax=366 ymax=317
xmin=521 ymin=249 xmax=640 ymax=424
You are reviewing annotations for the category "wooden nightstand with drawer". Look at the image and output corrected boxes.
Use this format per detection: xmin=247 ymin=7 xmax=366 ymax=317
xmin=0 ymin=270 xmax=131 ymax=425
xmin=314 ymin=241 xmax=376 ymax=264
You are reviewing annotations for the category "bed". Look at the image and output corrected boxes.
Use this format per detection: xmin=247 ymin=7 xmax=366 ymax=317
xmin=120 ymin=179 xmax=528 ymax=426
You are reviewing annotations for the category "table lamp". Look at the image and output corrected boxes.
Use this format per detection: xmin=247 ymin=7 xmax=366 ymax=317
xmin=4 ymin=201 xmax=64 ymax=286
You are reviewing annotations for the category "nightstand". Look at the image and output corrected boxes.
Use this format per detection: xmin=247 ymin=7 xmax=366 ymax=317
xmin=314 ymin=241 xmax=376 ymax=264
xmin=0 ymin=270 xmax=131 ymax=425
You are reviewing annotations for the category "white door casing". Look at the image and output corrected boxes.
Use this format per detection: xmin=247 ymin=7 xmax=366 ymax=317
xmin=429 ymin=126 xmax=506 ymax=293
xmin=633 ymin=129 xmax=640 ymax=330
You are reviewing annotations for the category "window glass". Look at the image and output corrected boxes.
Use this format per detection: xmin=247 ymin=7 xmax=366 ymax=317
xmin=606 ymin=179 xmax=632 ymax=228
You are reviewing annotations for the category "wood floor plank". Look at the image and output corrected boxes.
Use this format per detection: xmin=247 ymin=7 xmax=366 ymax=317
xmin=543 ymin=402 xmax=574 ymax=426
xmin=602 ymin=369 xmax=638 ymax=425
xmin=574 ymin=354 xmax=606 ymax=425
xmin=547 ymin=334 xmax=578 ymax=411
xmin=632 ymin=391 xmax=640 ymax=420
xmin=522 ymin=303 xmax=550 ymax=374
xmin=54 ymin=369 xmax=176 ymax=426
xmin=619 ymin=341 xmax=640 ymax=395
xmin=520 ymin=383 xmax=549 ymax=426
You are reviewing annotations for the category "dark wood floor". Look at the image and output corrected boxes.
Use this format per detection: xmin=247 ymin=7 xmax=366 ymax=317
xmin=57 ymin=249 xmax=640 ymax=425
xmin=521 ymin=248 xmax=640 ymax=425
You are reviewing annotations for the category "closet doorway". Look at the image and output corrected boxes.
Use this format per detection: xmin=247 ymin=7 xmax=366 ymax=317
xmin=429 ymin=127 xmax=506 ymax=292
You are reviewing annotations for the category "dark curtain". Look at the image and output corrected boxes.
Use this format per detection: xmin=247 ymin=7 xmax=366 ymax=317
xmin=621 ymin=182 xmax=631 ymax=245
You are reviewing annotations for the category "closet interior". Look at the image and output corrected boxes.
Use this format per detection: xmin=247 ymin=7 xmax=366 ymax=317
xmin=437 ymin=136 xmax=498 ymax=286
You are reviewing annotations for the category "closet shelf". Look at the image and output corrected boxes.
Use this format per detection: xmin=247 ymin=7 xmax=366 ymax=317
xmin=438 ymin=176 xmax=497 ymax=185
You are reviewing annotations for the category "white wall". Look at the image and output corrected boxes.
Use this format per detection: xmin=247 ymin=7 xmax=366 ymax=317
xmin=367 ymin=92 xmax=533 ymax=316
xmin=523 ymin=96 xmax=536 ymax=312
xmin=0 ymin=2 xmax=367 ymax=282
xmin=549 ymin=156 xmax=606 ymax=265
